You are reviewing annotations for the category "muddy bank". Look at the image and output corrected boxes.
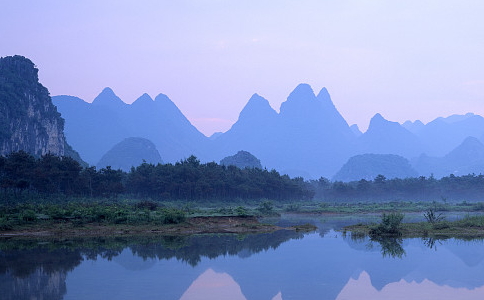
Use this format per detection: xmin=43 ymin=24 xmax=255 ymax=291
xmin=0 ymin=216 xmax=316 ymax=238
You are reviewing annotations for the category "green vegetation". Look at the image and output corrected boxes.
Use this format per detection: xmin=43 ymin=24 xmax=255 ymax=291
xmin=0 ymin=201 xmax=187 ymax=231
xmin=369 ymin=212 xmax=405 ymax=236
xmin=423 ymin=207 xmax=445 ymax=223
xmin=311 ymin=174 xmax=484 ymax=202
xmin=346 ymin=213 xmax=484 ymax=239
xmin=0 ymin=152 xmax=313 ymax=202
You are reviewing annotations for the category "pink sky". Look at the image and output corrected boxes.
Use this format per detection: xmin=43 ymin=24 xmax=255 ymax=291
xmin=1 ymin=0 xmax=484 ymax=136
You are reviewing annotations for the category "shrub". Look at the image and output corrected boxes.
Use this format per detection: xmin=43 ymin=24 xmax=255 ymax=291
xmin=20 ymin=209 xmax=37 ymax=222
xmin=0 ymin=217 xmax=14 ymax=231
xmin=160 ymin=208 xmax=186 ymax=224
xmin=235 ymin=206 xmax=250 ymax=217
xmin=257 ymin=200 xmax=274 ymax=214
xmin=135 ymin=200 xmax=158 ymax=211
xmin=424 ymin=208 xmax=445 ymax=224
xmin=370 ymin=212 xmax=405 ymax=236
xmin=284 ymin=203 xmax=301 ymax=212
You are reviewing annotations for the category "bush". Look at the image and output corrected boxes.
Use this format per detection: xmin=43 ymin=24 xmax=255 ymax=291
xmin=0 ymin=217 xmax=14 ymax=230
xmin=135 ymin=200 xmax=158 ymax=211
xmin=235 ymin=206 xmax=250 ymax=217
xmin=284 ymin=203 xmax=301 ymax=212
xmin=20 ymin=209 xmax=37 ymax=222
xmin=424 ymin=208 xmax=445 ymax=223
xmin=370 ymin=212 xmax=405 ymax=236
xmin=160 ymin=208 xmax=186 ymax=224
xmin=257 ymin=200 xmax=274 ymax=214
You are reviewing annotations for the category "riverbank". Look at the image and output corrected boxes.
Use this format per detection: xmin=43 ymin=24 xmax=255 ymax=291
xmin=344 ymin=214 xmax=484 ymax=239
xmin=0 ymin=216 xmax=317 ymax=238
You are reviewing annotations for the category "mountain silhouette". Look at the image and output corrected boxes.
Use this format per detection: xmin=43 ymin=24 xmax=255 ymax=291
xmin=54 ymin=84 xmax=484 ymax=180
xmin=333 ymin=154 xmax=418 ymax=182
xmin=53 ymin=89 xmax=208 ymax=165
xmin=411 ymin=113 xmax=484 ymax=156
xmin=220 ymin=150 xmax=263 ymax=169
xmin=413 ymin=136 xmax=484 ymax=178
xmin=358 ymin=113 xmax=423 ymax=158
xmin=97 ymin=137 xmax=163 ymax=171
xmin=211 ymin=84 xmax=356 ymax=178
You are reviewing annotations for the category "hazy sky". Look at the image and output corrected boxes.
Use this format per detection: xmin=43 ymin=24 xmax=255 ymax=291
xmin=1 ymin=0 xmax=484 ymax=136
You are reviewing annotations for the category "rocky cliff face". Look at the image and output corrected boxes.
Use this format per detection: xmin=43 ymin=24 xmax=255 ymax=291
xmin=0 ymin=55 xmax=67 ymax=157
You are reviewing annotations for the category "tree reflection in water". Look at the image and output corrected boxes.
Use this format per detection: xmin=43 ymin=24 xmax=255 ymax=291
xmin=0 ymin=230 xmax=304 ymax=299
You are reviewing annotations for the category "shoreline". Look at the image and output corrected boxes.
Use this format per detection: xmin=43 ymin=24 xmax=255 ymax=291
xmin=344 ymin=222 xmax=484 ymax=239
xmin=0 ymin=216 xmax=316 ymax=238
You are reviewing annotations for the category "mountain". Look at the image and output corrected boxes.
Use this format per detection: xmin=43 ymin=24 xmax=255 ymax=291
xmin=358 ymin=114 xmax=423 ymax=158
xmin=209 ymin=93 xmax=279 ymax=165
xmin=211 ymin=84 xmax=356 ymax=178
xmin=412 ymin=113 xmax=484 ymax=156
xmin=0 ymin=55 xmax=84 ymax=164
xmin=97 ymin=137 xmax=163 ymax=171
xmin=220 ymin=150 xmax=262 ymax=169
xmin=350 ymin=124 xmax=363 ymax=137
xmin=333 ymin=154 xmax=418 ymax=182
xmin=53 ymin=90 xmax=209 ymax=165
xmin=413 ymin=136 xmax=484 ymax=178
xmin=52 ymin=80 xmax=484 ymax=180
xmin=53 ymin=94 xmax=130 ymax=164
xmin=402 ymin=120 xmax=425 ymax=134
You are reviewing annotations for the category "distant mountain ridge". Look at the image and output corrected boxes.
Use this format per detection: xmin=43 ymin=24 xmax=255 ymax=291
xmin=413 ymin=137 xmax=484 ymax=178
xmin=54 ymin=84 xmax=484 ymax=179
xmin=53 ymin=88 xmax=209 ymax=166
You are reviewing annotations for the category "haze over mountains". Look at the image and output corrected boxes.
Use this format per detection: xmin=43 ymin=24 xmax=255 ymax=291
xmin=53 ymin=84 xmax=484 ymax=180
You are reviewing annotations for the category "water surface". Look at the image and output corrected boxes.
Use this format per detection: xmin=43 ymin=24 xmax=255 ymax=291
xmin=1 ymin=214 xmax=484 ymax=299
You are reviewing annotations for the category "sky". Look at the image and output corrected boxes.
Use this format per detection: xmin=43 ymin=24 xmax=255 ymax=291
xmin=1 ymin=0 xmax=484 ymax=136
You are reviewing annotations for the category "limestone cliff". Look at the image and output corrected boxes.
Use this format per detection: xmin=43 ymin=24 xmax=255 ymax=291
xmin=0 ymin=55 xmax=69 ymax=158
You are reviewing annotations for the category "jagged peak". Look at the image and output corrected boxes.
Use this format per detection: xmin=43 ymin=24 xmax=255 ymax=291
xmin=350 ymin=124 xmax=362 ymax=137
xmin=243 ymin=93 xmax=275 ymax=112
xmin=369 ymin=113 xmax=386 ymax=126
xmin=153 ymin=93 xmax=187 ymax=117
xmin=237 ymin=93 xmax=277 ymax=122
xmin=402 ymin=119 xmax=425 ymax=133
xmin=367 ymin=113 xmax=406 ymax=133
xmin=287 ymin=83 xmax=316 ymax=101
xmin=132 ymin=93 xmax=153 ymax=106
xmin=403 ymin=119 xmax=424 ymax=126
xmin=92 ymin=87 xmax=126 ymax=107
xmin=154 ymin=93 xmax=172 ymax=103
xmin=280 ymin=83 xmax=317 ymax=115
xmin=316 ymin=87 xmax=330 ymax=102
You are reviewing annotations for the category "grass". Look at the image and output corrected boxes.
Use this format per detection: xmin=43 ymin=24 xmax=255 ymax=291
xmin=345 ymin=214 xmax=484 ymax=239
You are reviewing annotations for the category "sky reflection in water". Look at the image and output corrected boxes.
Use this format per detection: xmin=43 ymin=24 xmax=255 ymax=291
xmin=2 ymin=216 xmax=484 ymax=300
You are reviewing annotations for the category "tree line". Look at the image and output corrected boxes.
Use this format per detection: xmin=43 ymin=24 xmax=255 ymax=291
xmin=2 ymin=151 xmax=483 ymax=203
xmin=0 ymin=151 xmax=313 ymax=202
xmin=311 ymin=174 xmax=484 ymax=202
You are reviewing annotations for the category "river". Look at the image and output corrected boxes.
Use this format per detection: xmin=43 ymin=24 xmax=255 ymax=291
xmin=1 ymin=213 xmax=484 ymax=299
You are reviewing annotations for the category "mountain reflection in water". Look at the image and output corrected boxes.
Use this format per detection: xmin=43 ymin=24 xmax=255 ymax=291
xmin=337 ymin=271 xmax=484 ymax=300
xmin=1 ymin=221 xmax=484 ymax=300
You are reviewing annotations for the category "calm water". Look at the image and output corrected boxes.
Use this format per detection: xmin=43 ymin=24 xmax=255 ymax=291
xmin=2 ymin=214 xmax=484 ymax=300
